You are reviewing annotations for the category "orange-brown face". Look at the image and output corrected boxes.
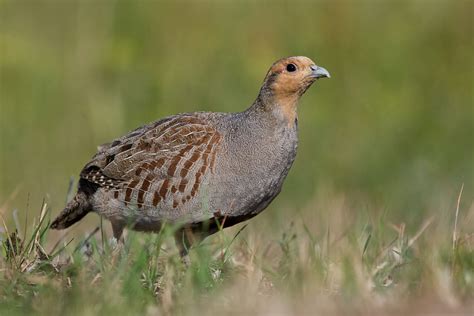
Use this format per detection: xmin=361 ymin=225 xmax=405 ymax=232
xmin=264 ymin=56 xmax=330 ymax=97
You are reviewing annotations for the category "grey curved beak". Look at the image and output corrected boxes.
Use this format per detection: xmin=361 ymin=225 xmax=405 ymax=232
xmin=310 ymin=65 xmax=331 ymax=79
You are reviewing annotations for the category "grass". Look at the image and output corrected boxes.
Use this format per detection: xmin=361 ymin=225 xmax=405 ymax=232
xmin=0 ymin=1 xmax=472 ymax=314
xmin=0 ymin=186 xmax=472 ymax=316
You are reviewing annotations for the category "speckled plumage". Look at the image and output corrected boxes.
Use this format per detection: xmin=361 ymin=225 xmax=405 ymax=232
xmin=50 ymin=56 xmax=330 ymax=256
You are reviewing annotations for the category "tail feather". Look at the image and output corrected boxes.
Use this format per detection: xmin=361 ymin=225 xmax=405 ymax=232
xmin=50 ymin=191 xmax=91 ymax=229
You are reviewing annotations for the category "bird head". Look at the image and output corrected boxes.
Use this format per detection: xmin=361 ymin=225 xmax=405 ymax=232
xmin=263 ymin=56 xmax=330 ymax=97
xmin=256 ymin=56 xmax=330 ymax=124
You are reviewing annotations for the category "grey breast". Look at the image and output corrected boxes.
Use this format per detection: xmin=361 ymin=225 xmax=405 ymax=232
xmin=206 ymin=111 xmax=299 ymax=218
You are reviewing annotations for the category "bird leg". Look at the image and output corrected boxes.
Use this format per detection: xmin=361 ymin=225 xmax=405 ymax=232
xmin=110 ymin=221 xmax=125 ymax=263
xmin=111 ymin=221 xmax=125 ymax=243
xmin=174 ymin=227 xmax=197 ymax=267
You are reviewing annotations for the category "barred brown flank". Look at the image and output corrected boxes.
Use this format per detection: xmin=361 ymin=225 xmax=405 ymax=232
xmin=208 ymin=134 xmax=220 ymax=172
xmin=76 ymin=117 xmax=223 ymax=212
xmin=137 ymin=174 xmax=153 ymax=208
xmin=135 ymin=167 xmax=143 ymax=177
xmin=159 ymin=179 xmax=170 ymax=200
xmin=155 ymin=158 xmax=165 ymax=169
xmin=178 ymin=178 xmax=188 ymax=193
xmin=152 ymin=190 xmax=161 ymax=207
xmin=125 ymin=179 xmax=140 ymax=204
xmin=168 ymin=144 xmax=194 ymax=176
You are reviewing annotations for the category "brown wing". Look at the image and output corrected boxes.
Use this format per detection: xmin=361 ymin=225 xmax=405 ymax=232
xmin=80 ymin=114 xmax=222 ymax=210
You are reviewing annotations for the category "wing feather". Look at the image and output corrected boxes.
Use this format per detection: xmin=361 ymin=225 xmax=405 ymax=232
xmin=80 ymin=113 xmax=222 ymax=209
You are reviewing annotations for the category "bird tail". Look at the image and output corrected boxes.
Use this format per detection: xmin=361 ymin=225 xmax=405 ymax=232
xmin=50 ymin=191 xmax=91 ymax=229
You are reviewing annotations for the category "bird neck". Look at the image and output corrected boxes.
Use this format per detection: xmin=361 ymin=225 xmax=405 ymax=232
xmin=248 ymin=88 xmax=300 ymax=128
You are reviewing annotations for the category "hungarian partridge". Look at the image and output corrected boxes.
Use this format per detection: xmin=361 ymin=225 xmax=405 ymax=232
xmin=51 ymin=56 xmax=330 ymax=257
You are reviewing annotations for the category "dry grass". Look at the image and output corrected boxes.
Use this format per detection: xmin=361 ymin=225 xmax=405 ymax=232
xmin=0 ymin=187 xmax=472 ymax=316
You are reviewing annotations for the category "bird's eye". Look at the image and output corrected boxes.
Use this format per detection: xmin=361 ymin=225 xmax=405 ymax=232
xmin=286 ymin=63 xmax=297 ymax=72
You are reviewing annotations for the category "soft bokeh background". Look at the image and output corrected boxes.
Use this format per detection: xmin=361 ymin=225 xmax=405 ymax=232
xmin=0 ymin=0 xmax=473 ymax=315
xmin=1 ymin=0 xmax=472 ymax=228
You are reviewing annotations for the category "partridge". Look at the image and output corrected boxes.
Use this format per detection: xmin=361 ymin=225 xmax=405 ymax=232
xmin=51 ymin=56 xmax=330 ymax=257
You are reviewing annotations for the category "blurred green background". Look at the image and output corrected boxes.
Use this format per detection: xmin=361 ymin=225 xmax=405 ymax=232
xmin=0 ymin=0 xmax=472 ymax=229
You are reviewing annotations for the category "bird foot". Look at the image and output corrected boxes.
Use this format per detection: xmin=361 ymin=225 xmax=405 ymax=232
xmin=109 ymin=237 xmax=124 ymax=264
